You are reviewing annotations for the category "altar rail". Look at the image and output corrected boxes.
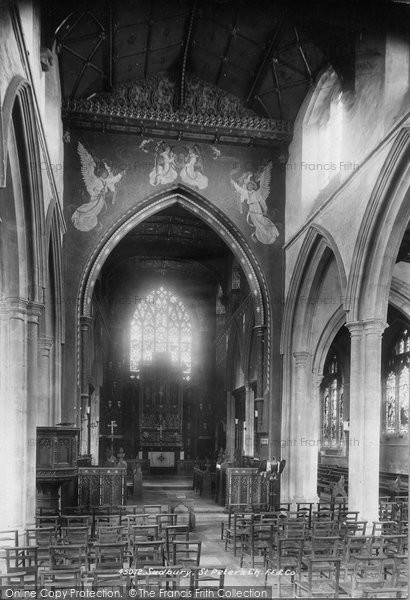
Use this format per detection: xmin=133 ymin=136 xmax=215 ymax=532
xmin=226 ymin=467 xmax=269 ymax=509
xmin=78 ymin=467 xmax=127 ymax=506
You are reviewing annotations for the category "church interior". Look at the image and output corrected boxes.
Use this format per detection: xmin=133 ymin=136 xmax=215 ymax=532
xmin=0 ymin=0 xmax=409 ymax=596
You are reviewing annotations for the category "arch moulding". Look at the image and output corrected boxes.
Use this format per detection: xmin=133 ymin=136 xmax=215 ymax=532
xmin=76 ymin=187 xmax=271 ymax=387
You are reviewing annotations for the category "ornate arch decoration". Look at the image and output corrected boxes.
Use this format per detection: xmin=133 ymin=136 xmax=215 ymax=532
xmin=281 ymin=224 xmax=347 ymax=357
xmin=0 ymin=76 xmax=46 ymax=302
xmin=77 ymin=186 xmax=270 ymax=384
xmin=347 ymin=127 xmax=410 ymax=322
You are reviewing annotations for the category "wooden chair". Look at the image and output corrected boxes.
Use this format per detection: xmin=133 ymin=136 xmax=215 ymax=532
xmin=311 ymin=520 xmax=338 ymax=537
xmin=265 ymin=538 xmax=303 ymax=587
xmin=4 ymin=547 xmax=38 ymax=587
xmin=96 ymin=525 xmax=125 ymax=543
xmin=339 ymin=520 xmax=368 ymax=540
xmin=131 ymin=539 xmax=165 ymax=567
xmin=164 ymin=525 xmax=189 ymax=560
xmin=342 ymin=535 xmax=374 ymax=578
xmin=60 ymin=525 xmax=89 ymax=545
xmin=343 ymin=555 xmax=386 ymax=598
xmin=25 ymin=527 xmax=56 ymax=566
xmin=60 ymin=514 xmax=92 ymax=530
xmin=240 ymin=522 xmax=274 ymax=568
xmin=129 ymin=524 xmax=160 ymax=546
xmin=171 ymin=540 xmax=201 ymax=567
xmin=224 ymin=512 xmax=254 ymax=556
xmin=156 ymin=513 xmax=178 ymax=533
xmin=94 ymin=542 xmax=126 ymax=571
xmin=305 ymin=535 xmax=340 ymax=560
xmin=40 ymin=569 xmax=82 ymax=589
xmin=280 ymin=520 xmax=306 ymax=540
xmin=190 ymin=565 xmax=225 ymax=590
xmin=35 ymin=515 xmax=60 ymax=531
xmin=49 ymin=544 xmax=89 ymax=572
xmin=294 ymin=557 xmax=341 ymax=598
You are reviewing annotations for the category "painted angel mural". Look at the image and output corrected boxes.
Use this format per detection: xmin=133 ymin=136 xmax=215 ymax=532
xmin=231 ymin=161 xmax=279 ymax=245
xmin=149 ymin=142 xmax=178 ymax=186
xmin=72 ymin=142 xmax=125 ymax=232
xmin=180 ymin=145 xmax=208 ymax=190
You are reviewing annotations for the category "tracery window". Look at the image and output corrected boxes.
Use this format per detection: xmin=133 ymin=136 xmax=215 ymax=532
xmin=384 ymin=328 xmax=409 ymax=435
xmin=321 ymin=354 xmax=344 ymax=448
xmin=130 ymin=287 xmax=191 ymax=376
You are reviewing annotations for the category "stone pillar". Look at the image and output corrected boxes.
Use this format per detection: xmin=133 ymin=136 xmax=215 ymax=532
xmin=244 ymin=383 xmax=254 ymax=457
xmin=25 ymin=302 xmax=43 ymax=524
xmin=38 ymin=336 xmax=54 ymax=425
xmin=0 ymin=301 xmax=22 ymax=530
xmin=79 ymin=316 xmax=93 ymax=455
xmin=290 ymin=351 xmax=320 ymax=505
xmin=347 ymin=320 xmax=387 ymax=524
xmin=253 ymin=325 xmax=266 ymax=431
xmin=226 ymin=392 xmax=235 ymax=460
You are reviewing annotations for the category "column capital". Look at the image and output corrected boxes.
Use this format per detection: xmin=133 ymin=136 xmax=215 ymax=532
xmin=38 ymin=336 xmax=54 ymax=353
xmin=292 ymin=351 xmax=310 ymax=367
xmin=27 ymin=301 xmax=45 ymax=322
xmin=346 ymin=319 xmax=388 ymax=337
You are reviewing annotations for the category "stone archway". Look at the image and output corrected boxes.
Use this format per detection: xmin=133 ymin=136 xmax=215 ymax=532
xmin=75 ymin=187 xmax=271 ymax=458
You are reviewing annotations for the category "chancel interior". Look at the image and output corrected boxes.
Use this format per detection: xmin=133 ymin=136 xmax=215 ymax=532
xmin=0 ymin=0 xmax=409 ymax=596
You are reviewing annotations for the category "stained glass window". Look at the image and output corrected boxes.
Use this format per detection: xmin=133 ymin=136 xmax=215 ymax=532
xmin=130 ymin=287 xmax=191 ymax=376
xmin=383 ymin=328 xmax=409 ymax=435
xmin=321 ymin=354 xmax=344 ymax=448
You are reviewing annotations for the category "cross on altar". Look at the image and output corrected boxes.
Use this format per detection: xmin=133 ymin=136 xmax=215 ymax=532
xmin=108 ymin=420 xmax=117 ymax=450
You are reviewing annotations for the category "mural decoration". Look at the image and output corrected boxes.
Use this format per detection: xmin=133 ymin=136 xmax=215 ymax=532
xmin=149 ymin=143 xmax=178 ymax=186
xmin=180 ymin=145 xmax=208 ymax=190
xmin=72 ymin=143 xmax=125 ymax=231
xmin=143 ymin=140 xmax=208 ymax=190
xmin=230 ymin=162 xmax=279 ymax=245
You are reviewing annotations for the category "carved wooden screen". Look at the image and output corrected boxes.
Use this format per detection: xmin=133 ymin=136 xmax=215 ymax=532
xmin=226 ymin=467 xmax=269 ymax=509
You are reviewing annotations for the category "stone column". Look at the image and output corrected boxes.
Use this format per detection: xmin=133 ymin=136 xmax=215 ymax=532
xmin=25 ymin=302 xmax=43 ymax=524
xmin=253 ymin=325 xmax=266 ymax=430
xmin=226 ymin=392 xmax=235 ymax=460
xmin=0 ymin=299 xmax=35 ymax=530
xmin=244 ymin=383 xmax=254 ymax=457
xmin=79 ymin=316 xmax=93 ymax=455
xmin=290 ymin=351 xmax=320 ymax=505
xmin=347 ymin=319 xmax=387 ymax=524
xmin=38 ymin=336 xmax=54 ymax=425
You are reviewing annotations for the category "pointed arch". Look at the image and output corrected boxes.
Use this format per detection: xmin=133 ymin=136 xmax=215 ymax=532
xmin=76 ymin=186 xmax=271 ymax=396
xmin=281 ymin=224 xmax=347 ymax=356
xmin=347 ymin=127 xmax=410 ymax=322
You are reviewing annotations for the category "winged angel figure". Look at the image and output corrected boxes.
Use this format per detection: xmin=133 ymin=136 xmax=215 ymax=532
xmin=72 ymin=143 xmax=125 ymax=232
xmin=231 ymin=161 xmax=279 ymax=244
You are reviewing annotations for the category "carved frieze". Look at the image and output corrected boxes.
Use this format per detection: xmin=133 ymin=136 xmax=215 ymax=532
xmin=63 ymin=74 xmax=292 ymax=143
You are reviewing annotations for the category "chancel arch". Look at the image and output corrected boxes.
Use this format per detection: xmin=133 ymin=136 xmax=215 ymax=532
xmin=75 ymin=190 xmax=270 ymax=471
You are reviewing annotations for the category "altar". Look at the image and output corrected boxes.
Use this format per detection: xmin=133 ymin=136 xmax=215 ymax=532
xmin=148 ymin=451 xmax=175 ymax=468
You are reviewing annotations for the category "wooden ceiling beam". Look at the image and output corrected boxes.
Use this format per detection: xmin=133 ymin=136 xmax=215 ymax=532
xmin=245 ymin=16 xmax=285 ymax=107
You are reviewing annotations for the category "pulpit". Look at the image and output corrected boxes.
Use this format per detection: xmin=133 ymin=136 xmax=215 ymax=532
xmin=36 ymin=426 xmax=79 ymax=512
